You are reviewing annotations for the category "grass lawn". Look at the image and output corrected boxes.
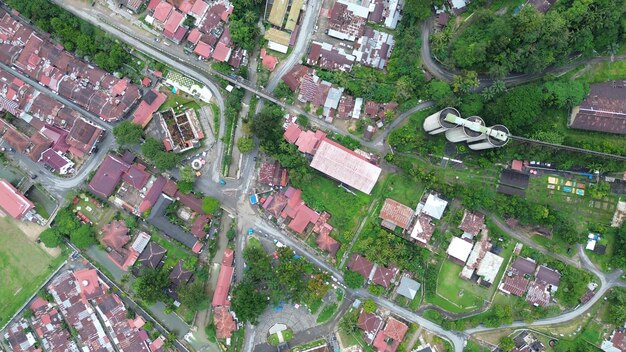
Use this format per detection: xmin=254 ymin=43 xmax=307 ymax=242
xmin=338 ymin=330 xmax=376 ymax=352
xmin=149 ymin=234 xmax=194 ymax=269
xmin=301 ymin=173 xmax=372 ymax=243
xmin=577 ymin=61 xmax=626 ymax=84
xmin=308 ymin=297 xmax=323 ymax=314
xmin=73 ymin=194 xmax=116 ymax=227
xmin=435 ymin=260 xmax=486 ymax=311
xmin=381 ymin=173 xmax=425 ymax=209
xmin=525 ymin=174 xmax=618 ymax=230
xmin=0 ymin=217 xmax=63 ymax=327
xmin=159 ymin=93 xmax=202 ymax=113
xmin=25 ymin=185 xmax=56 ymax=220
xmin=316 ymin=303 xmax=338 ymax=323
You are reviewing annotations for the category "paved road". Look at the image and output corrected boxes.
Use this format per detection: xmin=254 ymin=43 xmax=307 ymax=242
xmin=420 ymin=17 xmax=626 ymax=89
xmin=466 ymin=247 xmax=624 ymax=335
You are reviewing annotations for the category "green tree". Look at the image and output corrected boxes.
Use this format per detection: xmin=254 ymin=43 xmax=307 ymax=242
xmin=236 ymin=137 xmax=254 ymax=153
xmin=69 ymin=224 xmax=97 ymax=249
xmin=339 ymin=310 xmax=358 ymax=333
xmin=40 ymin=228 xmax=63 ymax=248
xmin=452 ymin=71 xmax=480 ymax=94
xmin=135 ymin=268 xmax=170 ymax=303
xmin=178 ymin=166 xmax=195 ymax=194
xmin=427 ymin=80 xmax=457 ymax=108
xmin=252 ymin=104 xmax=284 ymax=154
xmin=154 ymin=152 xmax=181 ymax=171
xmin=177 ymin=281 xmax=208 ymax=312
xmin=113 ymin=121 xmax=143 ymax=145
xmin=53 ymin=208 xmax=79 ymax=235
xmin=141 ymin=138 xmax=164 ymax=159
xmin=344 ymin=271 xmax=365 ymax=289
xmin=499 ymin=336 xmax=515 ymax=352
xmin=230 ymin=281 xmax=268 ymax=324
xmin=363 ymin=299 xmax=377 ymax=313
xmin=201 ymin=197 xmax=220 ymax=215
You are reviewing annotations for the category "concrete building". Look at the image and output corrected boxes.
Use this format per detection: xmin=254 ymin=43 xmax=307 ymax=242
xmin=423 ymin=107 xmax=460 ymax=135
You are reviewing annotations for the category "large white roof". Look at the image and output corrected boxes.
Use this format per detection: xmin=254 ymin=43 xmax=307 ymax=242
xmin=476 ymin=252 xmax=504 ymax=283
xmin=446 ymin=237 xmax=473 ymax=263
xmin=422 ymin=193 xmax=448 ymax=220
xmin=310 ymin=139 xmax=381 ymax=194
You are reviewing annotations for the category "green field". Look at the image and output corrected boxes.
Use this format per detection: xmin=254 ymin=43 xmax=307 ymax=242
xmin=577 ymin=61 xmax=626 ymax=84
xmin=0 ymin=217 xmax=63 ymax=327
xmin=149 ymin=233 xmax=195 ymax=269
xmin=435 ymin=260 xmax=487 ymax=311
xmin=525 ymin=174 xmax=618 ymax=228
xmin=301 ymin=173 xmax=372 ymax=243
xmin=381 ymin=173 xmax=425 ymax=209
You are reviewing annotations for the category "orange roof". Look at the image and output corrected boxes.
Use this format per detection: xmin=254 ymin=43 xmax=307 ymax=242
xmin=214 ymin=306 xmax=236 ymax=339
xmin=379 ymin=198 xmax=413 ymax=230
xmin=187 ymin=28 xmax=202 ymax=45
xmin=284 ymin=124 xmax=302 ymax=143
xmin=260 ymin=48 xmax=279 ymax=71
xmin=73 ymin=269 xmax=101 ymax=300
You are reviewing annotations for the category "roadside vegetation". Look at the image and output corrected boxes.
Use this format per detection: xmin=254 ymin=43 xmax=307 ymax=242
xmin=6 ymin=0 xmax=132 ymax=72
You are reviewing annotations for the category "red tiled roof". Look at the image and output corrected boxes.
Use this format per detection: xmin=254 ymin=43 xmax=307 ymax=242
xmin=101 ymin=220 xmax=130 ymax=251
xmin=39 ymin=149 xmax=71 ymax=172
xmin=316 ymin=232 xmax=339 ymax=257
xmin=288 ymin=205 xmax=319 ymax=234
xmin=190 ymin=0 xmax=209 ymax=17
xmin=373 ymin=317 xmax=408 ymax=352
xmin=187 ymin=28 xmax=202 ymax=45
xmin=147 ymin=0 xmax=161 ymax=10
xmin=132 ymin=90 xmax=167 ymax=128
xmin=138 ymin=176 xmax=166 ymax=213
xmin=214 ymin=306 xmax=236 ymax=339
xmin=284 ymin=124 xmax=303 ymax=144
xmin=212 ymin=264 xmax=234 ymax=306
xmin=153 ymin=1 xmax=173 ymax=22
xmin=73 ymin=269 xmax=102 ymax=301
xmin=164 ymin=10 xmax=185 ymax=37
xmin=282 ymin=64 xmax=313 ymax=91
xmin=191 ymin=214 xmax=210 ymax=238
xmin=122 ymin=163 xmax=150 ymax=189
xmin=222 ymin=248 xmax=234 ymax=266
xmin=358 ymin=311 xmax=383 ymax=345
xmin=0 ymin=179 xmax=34 ymax=219
xmin=500 ymin=275 xmax=529 ymax=297
xmin=260 ymin=48 xmax=279 ymax=71
xmin=511 ymin=160 xmax=523 ymax=171
xmin=212 ymin=41 xmax=231 ymax=62
xmin=193 ymin=41 xmax=212 ymax=59
xmin=163 ymin=179 xmax=178 ymax=197
xmin=141 ymin=77 xmax=151 ymax=87
xmin=526 ymin=281 xmax=550 ymax=307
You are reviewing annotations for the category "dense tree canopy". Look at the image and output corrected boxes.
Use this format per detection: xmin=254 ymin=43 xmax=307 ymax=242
xmin=40 ymin=228 xmax=63 ymax=248
xmin=447 ymin=1 xmax=626 ymax=75
xmin=134 ymin=268 xmax=170 ymax=304
xmin=69 ymin=224 xmax=97 ymax=249
xmin=252 ymin=104 xmax=285 ymax=154
xmin=113 ymin=121 xmax=144 ymax=145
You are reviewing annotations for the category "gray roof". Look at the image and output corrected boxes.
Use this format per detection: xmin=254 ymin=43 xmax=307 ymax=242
xmin=396 ymin=276 xmax=421 ymax=300
xmin=147 ymin=194 xmax=198 ymax=249
xmin=422 ymin=193 xmax=448 ymax=220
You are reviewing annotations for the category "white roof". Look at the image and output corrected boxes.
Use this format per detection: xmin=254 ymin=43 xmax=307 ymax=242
xmin=451 ymin=0 xmax=468 ymax=9
xmin=310 ymin=139 xmax=382 ymax=194
xmin=267 ymin=41 xmax=289 ymax=54
xmin=586 ymin=239 xmax=597 ymax=251
xmin=476 ymin=252 xmax=504 ymax=283
xmin=422 ymin=193 xmax=448 ymax=220
xmin=325 ymin=87 xmax=344 ymax=109
xmin=352 ymin=98 xmax=363 ymax=119
xmin=131 ymin=232 xmax=151 ymax=254
xmin=446 ymin=237 xmax=473 ymax=263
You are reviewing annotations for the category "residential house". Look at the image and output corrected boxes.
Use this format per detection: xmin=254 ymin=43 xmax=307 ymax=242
xmin=136 ymin=242 xmax=167 ymax=271
xmin=132 ymin=89 xmax=168 ymax=128
xmin=348 ymin=253 xmax=375 ymax=279
xmin=602 ymin=328 xmax=626 ymax=352
xmin=526 ymin=265 xmax=561 ymax=307
xmin=213 ymin=248 xmax=235 ymax=307
xmin=327 ymin=1 xmax=368 ymax=41
xmin=0 ymin=179 xmax=35 ymax=220
xmin=379 ymin=198 xmax=414 ymax=232
xmin=570 ymin=81 xmax=626 ymax=135
xmin=372 ymin=316 xmax=409 ymax=352
xmin=446 ymin=237 xmax=473 ymax=266
xmin=358 ymin=310 xmax=383 ymax=345
xmin=396 ymin=276 xmax=421 ymax=300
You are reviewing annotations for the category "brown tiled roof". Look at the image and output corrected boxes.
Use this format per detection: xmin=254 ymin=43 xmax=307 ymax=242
xmin=348 ymin=253 xmax=374 ymax=278
xmin=138 ymin=242 xmax=166 ymax=269
xmin=458 ymin=210 xmax=484 ymax=236
xmin=214 ymin=306 xmax=236 ymax=339
xmin=535 ymin=266 xmax=561 ymax=286
xmin=371 ymin=265 xmax=398 ymax=288
xmin=570 ymin=81 xmax=626 ymax=134
xmin=510 ymin=257 xmax=537 ymax=276
xmin=500 ymin=275 xmax=529 ymax=297
xmin=169 ymin=260 xmax=193 ymax=287
xmin=316 ymin=232 xmax=339 ymax=257
xmin=379 ymin=198 xmax=414 ymax=230
xmin=357 ymin=311 xmax=383 ymax=344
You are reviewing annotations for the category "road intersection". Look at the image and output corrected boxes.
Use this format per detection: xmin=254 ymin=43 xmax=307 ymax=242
xmin=8 ymin=2 xmax=625 ymax=352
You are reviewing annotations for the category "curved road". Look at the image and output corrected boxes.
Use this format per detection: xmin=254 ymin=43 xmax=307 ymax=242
xmin=420 ymin=18 xmax=626 ymax=89
xmin=466 ymin=246 xmax=625 ymax=336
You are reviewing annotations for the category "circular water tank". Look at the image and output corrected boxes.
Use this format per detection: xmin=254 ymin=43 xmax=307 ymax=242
xmin=423 ymin=107 xmax=460 ymax=134
xmin=463 ymin=116 xmax=485 ymax=139
xmin=488 ymin=124 xmax=510 ymax=147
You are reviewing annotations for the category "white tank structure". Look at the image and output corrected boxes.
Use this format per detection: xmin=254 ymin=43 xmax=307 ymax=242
xmin=467 ymin=124 xmax=510 ymax=150
xmin=444 ymin=116 xmax=485 ymax=143
xmin=423 ymin=107 xmax=460 ymax=135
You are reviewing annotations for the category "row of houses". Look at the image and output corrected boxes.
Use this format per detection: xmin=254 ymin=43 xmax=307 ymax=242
xmin=0 ymin=68 xmax=104 ymax=174
xmin=281 ymin=65 xmax=397 ymax=128
xmin=263 ymin=0 xmax=305 ymax=54
xmin=0 ymin=9 xmax=140 ymax=122
xmin=146 ymin=0 xmax=248 ymax=68
xmin=4 ymin=269 xmax=171 ymax=352
xmin=88 ymin=152 xmax=208 ymax=253
xmin=211 ymin=248 xmax=237 ymax=340
xmin=498 ymin=256 xmax=562 ymax=307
